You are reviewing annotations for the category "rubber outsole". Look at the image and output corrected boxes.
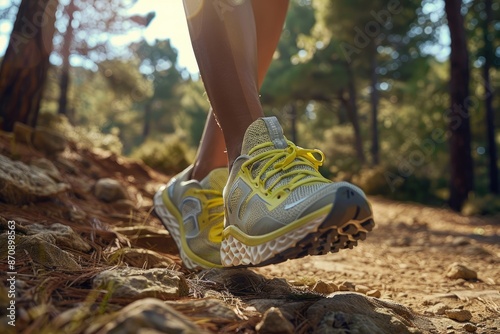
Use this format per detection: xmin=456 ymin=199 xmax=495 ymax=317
xmin=220 ymin=184 xmax=375 ymax=268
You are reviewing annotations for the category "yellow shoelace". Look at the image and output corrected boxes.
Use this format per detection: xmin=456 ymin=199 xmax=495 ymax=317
xmin=194 ymin=188 xmax=224 ymax=242
xmin=244 ymin=140 xmax=328 ymax=196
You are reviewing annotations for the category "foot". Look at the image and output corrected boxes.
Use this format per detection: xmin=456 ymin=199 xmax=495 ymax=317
xmin=154 ymin=165 xmax=228 ymax=269
xmin=221 ymin=117 xmax=375 ymax=267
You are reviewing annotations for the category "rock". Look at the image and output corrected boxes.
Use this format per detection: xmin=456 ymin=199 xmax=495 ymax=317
xmin=312 ymin=280 xmax=337 ymax=294
xmin=306 ymin=293 xmax=434 ymax=333
xmin=256 ymin=307 xmax=294 ymax=334
xmin=27 ymin=223 xmax=91 ymax=252
xmin=108 ymin=248 xmax=176 ymax=269
xmin=32 ymin=127 xmax=67 ymax=155
xmin=13 ymin=122 xmax=33 ymax=144
xmin=366 ymin=289 xmax=382 ymax=298
xmin=87 ymin=298 xmax=208 ymax=334
xmin=30 ymin=158 xmax=62 ymax=182
xmin=446 ymin=263 xmax=477 ymax=280
xmin=0 ymin=234 xmax=80 ymax=270
xmin=425 ymin=302 xmax=450 ymax=315
xmin=93 ymin=268 xmax=189 ymax=299
xmin=463 ymin=323 xmax=477 ymax=332
xmin=355 ymin=285 xmax=371 ymax=294
xmin=94 ymin=178 xmax=128 ymax=202
xmin=0 ymin=154 xmax=69 ymax=204
xmin=445 ymin=309 xmax=472 ymax=322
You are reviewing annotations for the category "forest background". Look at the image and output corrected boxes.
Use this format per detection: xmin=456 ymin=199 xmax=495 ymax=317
xmin=0 ymin=0 xmax=499 ymax=215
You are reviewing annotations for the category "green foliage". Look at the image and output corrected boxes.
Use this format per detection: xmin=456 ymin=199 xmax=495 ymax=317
xmin=462 ymin=194 xmax=500 ymax=216
xmin=24 ymin=0 xmax=500 ymax=214
xmin=37 ymin=112 xmax=123 ymax=154
xmin=352 ymin=165 xmax=443 ymax=205
xmin=131 ymin=135 xmax=191 ymax=175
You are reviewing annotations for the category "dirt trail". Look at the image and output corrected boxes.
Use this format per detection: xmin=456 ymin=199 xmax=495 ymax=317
xmin=0 ymin=135 xmax=499 ymax=333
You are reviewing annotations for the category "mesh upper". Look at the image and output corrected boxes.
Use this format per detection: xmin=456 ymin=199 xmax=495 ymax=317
xmin=225 ymin=117 xmax=333 ymax=235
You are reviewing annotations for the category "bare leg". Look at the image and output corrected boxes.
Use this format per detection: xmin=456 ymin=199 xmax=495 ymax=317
xmin=184 ymin=0 xmax=288 ymax=171
xmin=191 ymin=108 xmax=226 ymax=180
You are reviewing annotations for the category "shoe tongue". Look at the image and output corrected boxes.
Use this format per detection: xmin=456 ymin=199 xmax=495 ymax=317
xmin=200 ymin=168 xmax=228 ymax=193
xmin=241 ymin=117 xmax=288 ymax=156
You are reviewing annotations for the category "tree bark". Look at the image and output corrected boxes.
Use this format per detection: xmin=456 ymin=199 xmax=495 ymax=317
xmin=346 ymin=64 xmax=366 ymax=165
xmin=58 ymin=0 xmax=76 ymax=119
xmin=0 ymin=0 xmax=58 ymax=131
xmin=369 ymin=52 xmax=380 ymax=166
xmin=482 ymin=0 xmax=498 ymax=194
xmin=444 ymin=0 xmax=474 ymax=211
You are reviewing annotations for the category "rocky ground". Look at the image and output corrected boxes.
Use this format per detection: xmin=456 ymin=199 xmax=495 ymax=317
xmin=0 ymin=125 xmax=499 ymax=334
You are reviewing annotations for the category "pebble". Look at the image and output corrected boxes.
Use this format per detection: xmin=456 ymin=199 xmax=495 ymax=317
xmin=366 ymin=289 xmax=382 ymax=298
xmin=446 ymin=263 xmax=477 ymax=280
xmin=355 ymin=284 xmax=371 ymax=294
xmin=94 ymin=178 xmax=128 ymax=202
xmin=32 ymin=127 xmax=67 ymax=155
xmin=463 ymin=323 xmax=477 ymax=332
xmin=445 ymin=309 xmax=472 ymax=322
xmin=312 ymin=280 xmax=337 ymax=294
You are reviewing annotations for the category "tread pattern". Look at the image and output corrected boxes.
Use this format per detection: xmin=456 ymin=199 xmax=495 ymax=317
xmin=221 ymin=207 xmax=375 ymax=268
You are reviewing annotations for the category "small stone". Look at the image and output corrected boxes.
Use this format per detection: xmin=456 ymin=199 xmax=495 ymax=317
xmin=425 ymin=302 xmax=449 ymax=315
xmin=366 ymin=289 xmax=382 ymax=298
xmin=27 ymin=223 xmax=92 ymax=252
xmin=256 ymin=307 xmax=294 ymax=334
xmin=446 ymin=263 xmax=477 ymax=280
xmin=0 ymin=234 xmax=81 ymax=270
xmin=0 ymin=154 xmax=69 ymax=204
xmin=355 ymin=284 xmax=371 ymax=294
xmin=94 ymin=178 xmax=128 ymax=202
xmin=93 ymin=268 xmax=189 ymax=299
xmin=31 ymin=158 xmax=62 ymax=181
xmin=32 ymin=127 xmax=67 ymax=155
xmin=312 ymin=280 xmax=337 ymax=294
xmin=445 ymin=309 xmax=473 ymax=322
xmin=463 ymin=323 xmax=477 ymax=332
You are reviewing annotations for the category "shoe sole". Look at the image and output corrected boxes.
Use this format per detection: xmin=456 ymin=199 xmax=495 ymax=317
xmin=154 ymin=188 xmax=221 ymax=270
xmin=220 ymin=183 xmax=375 ymax=267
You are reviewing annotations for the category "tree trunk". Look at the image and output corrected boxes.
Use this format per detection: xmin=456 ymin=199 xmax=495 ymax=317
xmin=369 ymin=52 xmax=380 ymax=166
xmin=142 ymin=101 xmax=153 ymax=140
xmin=58 ymin=0 xmax=76 ymax=119
xmin=444 ymin=0 xmax=474 ymax=211
xmin=346 ymin=64 xmax=366 ymax=165
xmin=482 ymin=0 xmax=498 ymax=194
xmin=0 ymin=0 xmax=58 ymax=131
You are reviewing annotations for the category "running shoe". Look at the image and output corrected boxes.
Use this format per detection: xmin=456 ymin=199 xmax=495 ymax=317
xmin=220 ymin=117 xmax=375 ymax=267
xmin=154 ymin=165 xmax=228 ymax=269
